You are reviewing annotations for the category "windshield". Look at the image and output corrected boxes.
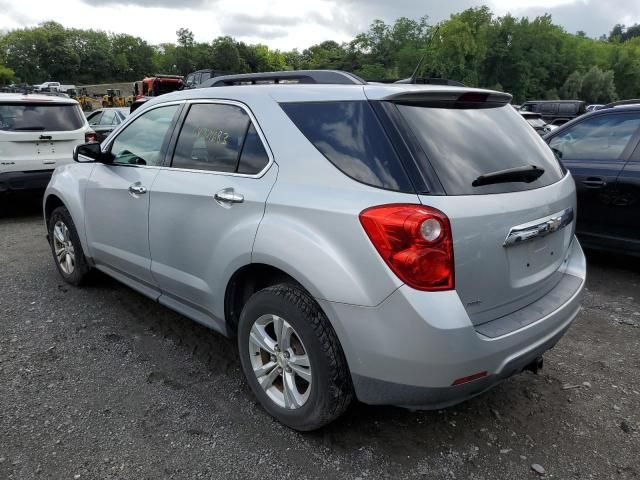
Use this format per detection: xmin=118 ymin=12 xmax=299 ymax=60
xmin=527 ymin=118 xmax=547 ymax=127
xmin=0 ymin=103 xmax=84 ymax=132
xmin=397 ymin=103 xmax=564 ymax=195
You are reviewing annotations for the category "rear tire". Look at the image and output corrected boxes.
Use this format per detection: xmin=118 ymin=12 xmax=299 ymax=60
xmin=48 ymin=206 xmax=91 ymax=286
xmin=238 ymin=283 xmax=353 ymax=431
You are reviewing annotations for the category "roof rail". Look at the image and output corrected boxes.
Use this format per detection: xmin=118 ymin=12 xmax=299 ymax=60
xmin=200 ymin=70 xmax=367 ymax=88
xmin=394 ymin=77 xmax=465 ymax=87
xmin=597 ymin=99 xmax=640 ymax=110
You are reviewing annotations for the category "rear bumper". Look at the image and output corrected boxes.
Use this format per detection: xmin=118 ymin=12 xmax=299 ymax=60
xmin=318 ymin=237 xmax=586 ymax=407
xmin=0 ymin=170 xmax=53 ymax=193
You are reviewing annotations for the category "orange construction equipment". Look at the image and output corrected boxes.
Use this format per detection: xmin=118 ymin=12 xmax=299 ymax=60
xmin=133 ymin=75 xmax=184 ymax=100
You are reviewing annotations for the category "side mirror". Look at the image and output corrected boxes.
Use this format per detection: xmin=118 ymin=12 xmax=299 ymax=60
xmin=73 ymin=142 xmax=103 ymax=163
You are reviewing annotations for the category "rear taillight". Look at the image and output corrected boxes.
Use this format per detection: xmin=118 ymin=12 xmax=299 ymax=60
xmin=85 ymin=131 xmax=97 ymax=143
xmin=359 ymin=204 xmax=454 ymax=291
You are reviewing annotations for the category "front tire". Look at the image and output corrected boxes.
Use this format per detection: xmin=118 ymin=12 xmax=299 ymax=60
xmin=238 ymin=283 xmax=353 ymax=431
xmin=48 ymin=206 xmax=91 ymax=285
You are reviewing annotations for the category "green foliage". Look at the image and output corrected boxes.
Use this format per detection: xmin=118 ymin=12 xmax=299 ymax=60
xmin=0 ymin=9 xmax=639 ymax=104
xmin=0 ymin=64 xmax=14 ymax=85
xmin=580 ymin=66 xmax=618 ymax=103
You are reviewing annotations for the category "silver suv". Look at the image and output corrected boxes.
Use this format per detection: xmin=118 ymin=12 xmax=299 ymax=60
xmin=44 ymin=71 xmax=586 ymax=431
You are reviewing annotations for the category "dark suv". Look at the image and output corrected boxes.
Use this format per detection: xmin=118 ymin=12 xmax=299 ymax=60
xmin=183 ymin=69 xmax=226 ymax=89
xmin=545 ymin=104 xmax=640 ymax=255
xmin=521 ymin=100 xmax=586 ymax=126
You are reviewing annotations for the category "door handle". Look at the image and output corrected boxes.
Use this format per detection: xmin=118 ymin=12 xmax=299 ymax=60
xmin=582 ymin=177 xmax=606 ymax=188
xmin=128 ymin=183 xmax=147 ymax=195
xmin=214 ymin=188 xmax=244 ymax=205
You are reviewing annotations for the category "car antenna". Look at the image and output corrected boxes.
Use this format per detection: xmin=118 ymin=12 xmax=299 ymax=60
xmin=409 ymin=25 xmax=440 ymax=84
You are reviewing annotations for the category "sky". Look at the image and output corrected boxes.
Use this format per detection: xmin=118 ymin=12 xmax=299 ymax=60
xmin=1 ymin=0 xmax=640 ymax=50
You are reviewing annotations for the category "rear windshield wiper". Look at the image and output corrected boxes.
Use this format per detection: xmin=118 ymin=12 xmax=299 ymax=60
xmin=12 ymin=126 xmax=46 ymax=131
xmin=472 ymin=165 xmax=545 ymax=187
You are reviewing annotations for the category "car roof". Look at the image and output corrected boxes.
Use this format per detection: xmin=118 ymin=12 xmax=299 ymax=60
xmin=544 ymin=103 xmax=640 ymax=138
xmin=0 ymin=93 xmax=78 ymax=105
xmin=144 ymin=83 xmax=508 ymax=107
xmin=522 ymin=100 xmax=584 ymax=104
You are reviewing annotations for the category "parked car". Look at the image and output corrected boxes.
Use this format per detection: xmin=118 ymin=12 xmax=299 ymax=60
xmin=520 ymin=111 xmax=552 ymax=135
xmin=0 ymin=93 xmax=95 ymax=194
xmin=86 ymin=108 xmax=129 ymax=143
xmin=34 ymin=81 xmax=61 ymax=92
xmin=44 ymin=70 xmax=586 ymax=431
xmin=184 ymin=69 xmax=226 ymax=89
xmin=520 ymin=100 xmax=586 ymax=125
xmin=545 ymin=104 xmax=640 ymax=256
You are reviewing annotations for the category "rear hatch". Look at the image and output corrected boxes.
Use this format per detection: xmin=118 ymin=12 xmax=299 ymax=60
xmin=0 ymin=101 xmax=87 ymax=173
xmin=386 ymin=90 xmax=573 ymax=325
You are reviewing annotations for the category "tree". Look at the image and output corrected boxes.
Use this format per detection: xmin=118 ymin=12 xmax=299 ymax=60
xmin=0 ymin=64 xmax=14 ymax=85
xmin=559 ymin=71 xmax=583 ymax=99
xmin=211 ymin=36 xmax=247 ymax=73
xmin=580 ymin=66 xmax=617 ymax=103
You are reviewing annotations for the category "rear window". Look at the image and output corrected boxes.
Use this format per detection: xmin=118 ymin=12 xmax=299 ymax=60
xmin=397 ymin=104 xmax=565 ymax=195
xmin=0 ymin=103 xmax=84 ymax=132
xmin=281 ymin=101 xmax=413 ymax=192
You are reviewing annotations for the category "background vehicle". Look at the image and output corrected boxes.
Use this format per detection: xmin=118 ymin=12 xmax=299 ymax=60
xmin=521 ymin=100 xmax=586 ymax=125
xmin=545 ymin=104 xmax=640 ymax=256
xmin=184 ymin=69 xmax=226 ymax=89
xmin=586 ymin=104 xmax=604 ymax=112
xmin=520 ymin=111 xmax=552 ymax=135
xmin=85 ymin=107 xmax=129 ymax=142
xmin=0 ymin=93 xmax=94 ymax=194
xmin=133 ymin=75 xmax=184 ymax=100
xmin=34 ymin=81 xmax=61 ymax=92
xmin=102 ymin=89 xmax=130 ymax=108
xmin=44 ymin=70 xmax=585 ymax=430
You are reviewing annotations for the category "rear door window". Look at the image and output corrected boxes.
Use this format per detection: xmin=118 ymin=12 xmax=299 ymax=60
xmin=171 ymin=103 xmax=269 ymax=174
xmin=549 ymin=113 xmax=640 ymax=161
xmin=558 ymin=103 xmax=577 ymax=115
xmin=0 ymin=103 xmax=84 ymax=131
xmin=281 ymin=101 xmax=413 ymax=192
xmin=540 ymin=103 xmax=556 ymax=114
xmin=397 ymin=103 xmax=565 ymax=195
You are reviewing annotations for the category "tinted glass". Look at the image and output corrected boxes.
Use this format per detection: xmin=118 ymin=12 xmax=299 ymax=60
xmin=237 ymin=124 xmax=269 ymax=174
xmin=281 ymin=101 xmax=412 ymax=192
xmin=398 ymin=104 xmax=565 ymax=195
xmin=87 ymin=111 xmax=103 ymax=126
xmin=540 ymin=103 xmax=556 ymax=114
xmin=110 ymin=104 xmax=179 ymax=166
xmin=549 ymin=113 xmax=640 ymax=161
xmin=99 ymin=110 xmax=117 ymax=126
xmin=172 ymin=104 xmax=250 ymax=172
xmin=0 ymin=103 xmax=84 ymax=131
xmin=558 ymin=103 xmax=577 ymax=114
xmin=201 ymin=72 xmax=211 ymax=82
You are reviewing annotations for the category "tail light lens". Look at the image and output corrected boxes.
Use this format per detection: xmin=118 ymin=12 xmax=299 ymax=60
xmin=359 ymin=204 xmax=454 ymax=291
xmin=85 ymin=131 xmax=97 ymax=143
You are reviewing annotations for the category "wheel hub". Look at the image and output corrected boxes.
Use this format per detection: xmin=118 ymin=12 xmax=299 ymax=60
xmin=248 ymin=314 xmax=312 ymax=410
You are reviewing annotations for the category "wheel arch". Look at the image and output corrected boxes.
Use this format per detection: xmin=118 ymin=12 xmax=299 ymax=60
xmin=44 ymin=193 xmax=66 ymax=225
xmin=224 ymin=263 xmax=305 ymax=335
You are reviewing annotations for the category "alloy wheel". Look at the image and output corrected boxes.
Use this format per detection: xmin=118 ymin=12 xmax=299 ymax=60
xmin=52 ymin=220 xmax=75 ymax=275
xmin=248 ymin=314 xmax=312 ymax=409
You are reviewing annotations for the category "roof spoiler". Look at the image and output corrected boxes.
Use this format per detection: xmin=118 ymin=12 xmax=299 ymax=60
xmin=384 ymin=90 xmax=513 ymax=108
xmin=394 ymin=77 xmax=465 ymax=87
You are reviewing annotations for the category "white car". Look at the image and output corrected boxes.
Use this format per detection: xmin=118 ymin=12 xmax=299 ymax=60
xmin=35 ymin=82 xmax=61 ymax=92
xmin=0 ymin=93 xmax=96 ymax=194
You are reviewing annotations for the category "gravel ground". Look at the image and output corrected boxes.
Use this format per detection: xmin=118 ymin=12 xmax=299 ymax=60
xmin=1 ymin=196 xmax=639 ymax=480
